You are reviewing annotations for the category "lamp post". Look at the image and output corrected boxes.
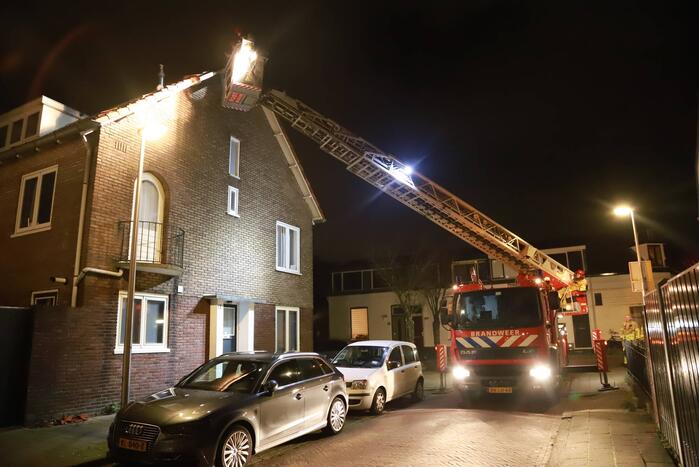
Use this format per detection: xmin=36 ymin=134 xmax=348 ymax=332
xmin=120 ymin=117 xmax=166 ymax=409
xmin=612 ymin=205 xmax=645 ymax=301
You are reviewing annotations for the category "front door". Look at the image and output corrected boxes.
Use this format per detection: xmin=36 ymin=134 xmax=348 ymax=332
xmin=572 ymin=314 xmax=592 ymax=348
xmin=412 ymin=315 xmax=424 ymax=348
xmin=223 ymin=305 xmax=237 ymax=353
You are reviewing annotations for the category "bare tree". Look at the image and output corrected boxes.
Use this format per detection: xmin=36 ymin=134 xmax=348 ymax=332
xmin=419 ymin=276 xmax=448 ymax=346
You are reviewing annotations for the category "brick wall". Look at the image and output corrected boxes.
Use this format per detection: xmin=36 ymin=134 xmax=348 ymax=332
xmin=7 ymin=75 xmax=317 ymax=421
xmin=0 ymin=137 xmax=85 ymax=306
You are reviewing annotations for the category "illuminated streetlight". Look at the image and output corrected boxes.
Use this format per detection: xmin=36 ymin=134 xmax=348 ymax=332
xmin=121 ymin=107 xmax=167 ymax=409
xmin=612 ymin=204 xmax=646 ymax=302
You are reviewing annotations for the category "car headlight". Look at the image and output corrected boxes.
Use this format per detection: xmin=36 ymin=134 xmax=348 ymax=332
xmin=452 ymin=366 xmax=470 ymax=380
xmin=351 ymin=380 xmax=369 ymax=390
xmin=529 ymin=364 xmax=552 ymax=381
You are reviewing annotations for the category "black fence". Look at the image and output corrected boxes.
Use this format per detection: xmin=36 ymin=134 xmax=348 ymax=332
xmin=645 ymin=263 xmax=699 ymax=466
xmin=117 ymin=221 xmax=184 ymax=268
xmin=625 ymin=340 xmax=650 ymax=396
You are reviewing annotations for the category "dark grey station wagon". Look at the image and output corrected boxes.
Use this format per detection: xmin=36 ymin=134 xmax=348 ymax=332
xmin=108 ymin=351 xmax=347 ymax=466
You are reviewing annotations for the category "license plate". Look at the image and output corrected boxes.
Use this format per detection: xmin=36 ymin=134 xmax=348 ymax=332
xmin=487 ymin=387 xmax=513 ymax=394
xmin=118 ymin=437 xmax=147 ymax=452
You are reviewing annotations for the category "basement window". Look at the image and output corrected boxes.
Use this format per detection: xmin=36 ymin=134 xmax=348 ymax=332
xmin=31 ymin=289 xmax=58 ymax=306
xmin=115 ymin=292 xmax=170 ymax=354
xmin=227 ymin=185 xmax=239 ymax=217
xmin=14 ymin=165 xmax=58 ymax=236
xmin=276 ymin=221 xmax=300 ymax=274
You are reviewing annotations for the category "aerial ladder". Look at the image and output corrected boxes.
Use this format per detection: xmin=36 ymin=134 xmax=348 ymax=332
xmin=224 ymin=38 xmax=584 ymax=297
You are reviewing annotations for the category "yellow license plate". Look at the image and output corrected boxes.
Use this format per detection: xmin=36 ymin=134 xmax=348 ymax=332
xmin=487 ymin=387 xmax=513 ymax=394
xmin=119 ymin=437 xmax=147 ymax=452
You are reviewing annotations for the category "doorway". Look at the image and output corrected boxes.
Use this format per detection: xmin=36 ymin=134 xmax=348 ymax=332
xmin=391 ymin=305 xmax=422 ymax=346
xmin=572 ymin=314 xmax=592 ymax=348
xmin=223 ymin=305 xmax=237 ymax=353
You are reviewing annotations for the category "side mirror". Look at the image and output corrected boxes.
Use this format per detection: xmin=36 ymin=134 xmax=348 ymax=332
xmin=387 ymin=360 xmax=400 ymax=371
xmin=264 ymin=379 xmax=279 ymax=395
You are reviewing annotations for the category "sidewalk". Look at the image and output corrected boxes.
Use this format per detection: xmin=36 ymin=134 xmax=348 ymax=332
xmin=0 ymin=415 xmax=113 ymax=467
xmin=548 ymin=356 xmax=675 ymax=467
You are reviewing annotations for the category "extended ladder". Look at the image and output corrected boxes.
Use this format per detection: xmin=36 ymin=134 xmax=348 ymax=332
xmin=261 ymin=90 xmax=575 ymax=287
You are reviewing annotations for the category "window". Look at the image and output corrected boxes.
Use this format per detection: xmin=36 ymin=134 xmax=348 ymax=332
xmin=14 ymin=165 xmax=57 ymax=235
xmin=31 ymin=289 xmax=58 ymax=306
xmin=25 ymin=112 xmax=39 ymax=138
xmin=227 ymin=186 xmax=239 ymax=217
xmin=594 ymin=293 xmax=603 ymax=306
xmin=229 ymin=136 xmax=240 ymax=178
xmin=267 ymin=360 xmax=302 ymax=387
xmin=115 ymin=292 xmax=169 ymax=353
xmin=275 ymin=306 xmax=300 ymax=352
xmin=10 ymin=119 xmax=23 ymax=144
xmin=402 ymin=345 xmax=417 ymax=364
xmin=0 ymin=125 xmax=7 ymax=148
xmin=387 ymin=347 xmax=403 ymax=368
xmin=276 ymin=221 xmax=301 ymax=274
xmin=351 ymin=307 xmax=369 ymax=340
xmin=297 ymin=358 xmax=325 ymax=380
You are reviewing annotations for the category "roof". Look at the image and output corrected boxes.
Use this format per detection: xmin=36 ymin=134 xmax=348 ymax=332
xmin=347 ymin=340 xmax=415 ymax=348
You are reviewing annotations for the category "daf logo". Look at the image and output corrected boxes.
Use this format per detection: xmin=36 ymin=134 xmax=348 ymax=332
xmin=125 ymin=423 xmax=144 ymax=436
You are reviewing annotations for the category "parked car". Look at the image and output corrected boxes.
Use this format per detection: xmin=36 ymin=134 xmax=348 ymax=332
xmin=332 ymin=340 xmax=424 ymax=415
xmin=108 ymin=351 xmax=347 ymax=466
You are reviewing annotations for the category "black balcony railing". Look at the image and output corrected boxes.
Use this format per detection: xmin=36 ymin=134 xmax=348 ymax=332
xmin=117 ymin=221 xmax=184 ymax=269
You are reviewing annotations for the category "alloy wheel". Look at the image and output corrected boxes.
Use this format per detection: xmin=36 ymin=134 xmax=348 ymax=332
xmin=375 ymin=390 xmax=385 ymax=412
xmin=222 ymin=429 xmax=250 ymax=467
xmin=329 ymin=399 xmax=346 ymax=432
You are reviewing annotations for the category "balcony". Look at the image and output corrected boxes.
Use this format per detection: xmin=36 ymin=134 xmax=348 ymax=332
xmin=116 ymin=221 xmax=184 ymax=276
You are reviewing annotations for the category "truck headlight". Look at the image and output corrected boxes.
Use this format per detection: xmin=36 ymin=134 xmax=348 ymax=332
xmin=452 ymin=366 xmax=470 ymax=380
xmin=351 ymin=380 xmax=369 ymax=390
xmin=529 ymin=364 xmax=552 ymax=381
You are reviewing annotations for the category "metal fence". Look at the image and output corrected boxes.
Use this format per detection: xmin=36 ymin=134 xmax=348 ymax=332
xmin=117 ymin=221 xmax=184 ymax=268
xmin=625 ymin=340 xmax=650 ymax=396
xmin=645 ymin=263 xmax=699 ymax=466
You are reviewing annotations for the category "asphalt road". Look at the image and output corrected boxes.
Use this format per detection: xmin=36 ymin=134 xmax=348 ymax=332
xmin=250 ymin=389 xmax=562 ymax=466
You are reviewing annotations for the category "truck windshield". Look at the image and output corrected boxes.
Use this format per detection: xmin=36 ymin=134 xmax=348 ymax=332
xmin=453 ymin=288 xmax=541 ymax=330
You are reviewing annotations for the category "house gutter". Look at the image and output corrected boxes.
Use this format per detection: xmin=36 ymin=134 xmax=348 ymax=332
xmin=71 ymin=129 xmax=125 ymax=306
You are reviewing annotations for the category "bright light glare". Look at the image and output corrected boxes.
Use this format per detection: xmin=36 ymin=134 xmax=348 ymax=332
xmin=388 ymin=165 xmax=415 ymax=187
xmin=232 ymin=38 xmax=258 ymax=83
xmin=142 ymin=122 xmax=167 ymax=141
xmin=613 ymin=205 xmax=633 ymax=217
xmin=452 ymin=366 xmax=470 ymax=380
xmin=403 ymin=165 xmax=413 ymax=175
xmin=529 ymin=364 xmax=552 ymax=381
xmin=534 ymin=277 xmax=543 ymax=285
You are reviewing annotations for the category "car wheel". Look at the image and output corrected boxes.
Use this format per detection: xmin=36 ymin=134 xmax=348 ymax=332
xmin=218 ymin=425 xmax=252 ymax=467
xmin=323 ymin=397 xmax=347 ymax=435
xmin=412 ymin=379 xmax=425 ymax=402
xmin=370 ymin=387 xmax=386 ymax=415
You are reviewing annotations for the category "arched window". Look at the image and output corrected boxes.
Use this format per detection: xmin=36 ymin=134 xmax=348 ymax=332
xmin=130 ymin=173 xmax=165 ymax=262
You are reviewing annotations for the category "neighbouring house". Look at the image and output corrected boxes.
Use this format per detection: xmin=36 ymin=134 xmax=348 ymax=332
xmin=0 ymin=70 xmax=324 ymax=425
xmin=326 ymin=244 xmax=672 ymax=352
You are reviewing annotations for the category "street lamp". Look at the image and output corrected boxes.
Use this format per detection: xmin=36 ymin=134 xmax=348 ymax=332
xmin=120 ymin=107 xmax=166 ymax=409
xmin=613 ymin=205 xmax=646 ymax=301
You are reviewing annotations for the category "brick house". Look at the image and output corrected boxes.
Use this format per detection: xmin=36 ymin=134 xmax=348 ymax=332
xmin=0 ymin=72 xmax=324 ymax=423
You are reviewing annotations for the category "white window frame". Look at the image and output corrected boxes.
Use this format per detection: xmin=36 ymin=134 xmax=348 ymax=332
xmin=276 ymin=221 xmax=301 ymax=275
xmin=115 ymin=291 xmax=170 ymax=354
xmin=227 ymin=185 xmax=239 ymax=217
xmin=31 ymin=289 xmax=58 ymax=306
xmin=13 ymin=165 xmax=58 ymax=237
xmin=229 ymin=136 xmax=240 ymax=178
xmin=275 ymin=306 xmax=301 ymax=352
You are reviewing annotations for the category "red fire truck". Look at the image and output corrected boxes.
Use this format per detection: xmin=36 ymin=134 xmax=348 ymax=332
xmin=225 ymin=37 xmax=588 ymax=402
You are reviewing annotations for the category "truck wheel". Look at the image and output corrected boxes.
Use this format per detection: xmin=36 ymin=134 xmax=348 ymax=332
xmin=370 ymin=388 xmax=386 ymax=415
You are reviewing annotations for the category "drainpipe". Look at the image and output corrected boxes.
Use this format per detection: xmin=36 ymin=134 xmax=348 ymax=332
xmin=71 ymin=129 xmax=95 ymax=307
xmin=75 ymin=267 xmax=124 ymax=285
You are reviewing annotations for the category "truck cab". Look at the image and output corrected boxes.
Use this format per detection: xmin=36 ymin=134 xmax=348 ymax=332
xmin=444 ymin=284 xmax=564 ymax=400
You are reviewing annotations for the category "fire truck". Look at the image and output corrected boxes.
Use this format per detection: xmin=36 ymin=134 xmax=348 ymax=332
xmin=225 ymin=38 xmax=588 ymax=401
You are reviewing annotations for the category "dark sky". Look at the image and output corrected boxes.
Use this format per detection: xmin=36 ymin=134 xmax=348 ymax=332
xmin=2 ymin=1 xmax=698 ymax=273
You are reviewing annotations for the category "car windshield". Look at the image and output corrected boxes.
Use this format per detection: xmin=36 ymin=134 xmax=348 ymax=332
xmin=454 ymin=288 xmax=541 ymax=330
xmin=332 ymin=346 xmax=387 ymax=368
xmin=178 ymin=359 xmax=267 ymax=393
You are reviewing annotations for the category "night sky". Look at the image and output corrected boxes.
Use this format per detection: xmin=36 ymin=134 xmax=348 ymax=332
xmin=2 ymin=1 xmax=698 ymax=274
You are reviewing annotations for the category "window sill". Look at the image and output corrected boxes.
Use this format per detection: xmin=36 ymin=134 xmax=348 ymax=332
xmin=227 ymin=211 xmax=240 ymax=218
xmin=229 ymin=174 xmax=240 ymax=180
xmin=276 ymin=267 xmax=302 ymax=276
xmin=11 ymin=224 xmax=51 ymax=238
xmin=114 ymin=347 xmax=171 ymax=355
